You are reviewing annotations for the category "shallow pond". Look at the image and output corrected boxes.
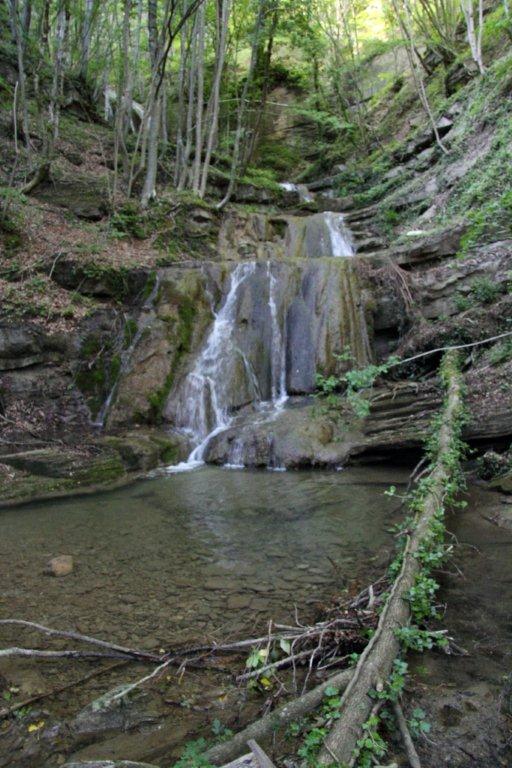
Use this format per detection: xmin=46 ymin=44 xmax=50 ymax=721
xmin=0 ymin=465 xmax=407 ymax=766
xmin=0 ymin=466 xmax=407 ymax=649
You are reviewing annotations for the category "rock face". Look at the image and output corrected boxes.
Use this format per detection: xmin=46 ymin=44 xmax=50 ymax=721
xmin=106 ymin=267 xmax=215 ymax=428
xmin=392 ymin=223 xmax=467 ymax=266
xmin=162 ymin=258 xmax=373 ymax=446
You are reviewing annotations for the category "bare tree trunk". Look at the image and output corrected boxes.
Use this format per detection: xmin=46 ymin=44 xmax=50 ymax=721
xmin=49 ymin=0 xmax=68 ymax=143
xmin=191 ymin=0 xmax=206 ymax=193
xmin=217 ymin=0 xmax=265 ymax=210
xmin=9 ymin=0 xmax=31 ymax=150
xmin=317 ymin=352 xmax=462 ymax=765
xmin=393 ymin=0 xmax=449 ymax=154
xmin=141 ymin=92 xmax=162 ymax=205
xmin=178 ymin=21 xmax=198 ymax=189
xmin=174 ymin=4 xmax=189 ymax=185
xmin=199 ymin=0 xmax=231 ymax=197
xmin=81 ymin=0 xmax=95 ymax=79
xmin=41 ymin=0 xmax=50 ymax=53
xmin=22 ymin=0 xmax=31 ymax=39
xmin=137 ymin=0 xmax=206 ymax=204
xmin=113 ymin=0 xmax=133 ymax=199
xmin=461 ymin=0 xmax=485 ymax=74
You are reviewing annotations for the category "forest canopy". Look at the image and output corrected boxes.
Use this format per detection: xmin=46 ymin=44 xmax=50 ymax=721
xmin=2 ymin=0 xmax=510 ymax=207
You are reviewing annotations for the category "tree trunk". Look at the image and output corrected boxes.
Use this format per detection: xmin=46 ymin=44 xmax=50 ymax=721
xmin=199 ymin=0 xmax=231 ymax=197
xmin=202 ymin=667 xmax=354 ymax=766
xmin=217 ymin=0 xmax=265 ymax=210
xmin=113 ymin=0 xmax=133 ymax=197
xmin=191 ymin=0 xmax=205 ymax=192
xmin=317 ymin=350 xmax=463 ymax=766
xmin=461 ymin=0 xmax=485 ymax=75
xmin=81 ymin=0 xmax=95 ymax=79
xmin=9 ymin=0 xmax=30 ymax=150
xmin=141 ymin=93 xmax=161 ymax=205
xmin=49 ymin=1 xmax=68 ymax=143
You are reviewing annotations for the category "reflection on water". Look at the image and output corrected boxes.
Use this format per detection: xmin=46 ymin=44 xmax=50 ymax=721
xmin=0 ymin=467 xmax=406 ymax=648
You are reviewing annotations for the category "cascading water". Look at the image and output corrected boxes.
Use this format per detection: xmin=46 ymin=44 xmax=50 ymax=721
xmin=286 ymin=211 xmax=355 ymax=259
xmin=267 ymin=262 xmax=287 ymax=407
xmin=160 ymin=189 xmax=366 ymax=472
xmin=323 ymin=212 xmax=355 ymax=257
xmin=169 ymin=263 xmax=260 ymax=470
xmin=279 ymin=181 xmax=315 ymax=204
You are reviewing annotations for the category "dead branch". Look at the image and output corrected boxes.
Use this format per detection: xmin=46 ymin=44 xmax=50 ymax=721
xmin=0 ymin=619 xmax=161 ymax=663
xmin=392 ymin=701 xmax=422 ymax=768
xmin=0 ymin=661 xmax=129 ymax=721
xmin=0 ymin=647 xmax=138 ymax=660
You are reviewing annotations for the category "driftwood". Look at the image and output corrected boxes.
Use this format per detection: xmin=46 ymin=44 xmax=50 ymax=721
xmin=247 ymin=740 xmax=277 ymax=768
xmin=0 ymin=648 xmax=141 ymax=661
xmin=317 ymin=350 xmax=462 ymax=766
xmin=0 ymin=619 xmax=161 ymax=662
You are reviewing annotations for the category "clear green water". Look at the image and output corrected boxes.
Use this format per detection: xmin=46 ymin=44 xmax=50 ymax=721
xmin=0 ymin=466 xmax=407 ymax=766
xmin=0 ymin=466 xmax=406 ymax=649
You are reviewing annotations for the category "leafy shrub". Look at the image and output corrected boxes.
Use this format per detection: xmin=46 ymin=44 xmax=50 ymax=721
xmin=470 ymin=277 xmax=501 ymax=304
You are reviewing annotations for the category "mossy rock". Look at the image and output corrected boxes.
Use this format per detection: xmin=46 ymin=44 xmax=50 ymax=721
xmin=490 ymin=470 xmax=512 ymax=494
xmin=0 ymin=450 xmax=127 ymax=507
xmin=100 ymin=430 xmax=188 ymax=471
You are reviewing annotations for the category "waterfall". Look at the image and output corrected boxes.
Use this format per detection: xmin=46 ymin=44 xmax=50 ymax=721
xmin=267 ymin=262 xmax=287 ymax=406
xmin=279 ymin=182 xmax=315 ymax=204
xmin=170 ymin=263 xmax=260 ymax=470
xmin=324 ymin=212 xmax=355 ymax=257
xmin=158 ymin=195 xmax=368 ymax=472
xmin=286 ymin=212 xmax=355 ymax=259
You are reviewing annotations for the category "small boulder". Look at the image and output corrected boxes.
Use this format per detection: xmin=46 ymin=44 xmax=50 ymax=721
xmin=45 ymin=555 xmax=74 ymax=577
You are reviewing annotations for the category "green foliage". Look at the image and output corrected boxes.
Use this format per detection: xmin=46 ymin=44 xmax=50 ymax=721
xmin=395 ymin=626 xmax=448 ymax=652
xmin=469 ymin=277 xmax=502 ymax=304
xmin=292 ymin=685 xmax=344 ymax=765
xmin=173 ymin=739 xmax=214 ymax=768
xmin=110 ymin=202 xmax=149 ymax=239
xmin=211 ymin=719 xmax=233 ymax=741
xmin=453 ymin=292 xmax=472 ymax=312
xmin=487 ymin=339 xmax=512 ymax=366
xmin=408 ymin=707 xmax=432 ymax=738
xmin=379 ymin=206 xmax=401 ymax=234
xmin=315 ymin=353 xmax=400 ymax=418
xmin=353 ymin=714 xmax=388 ymax=768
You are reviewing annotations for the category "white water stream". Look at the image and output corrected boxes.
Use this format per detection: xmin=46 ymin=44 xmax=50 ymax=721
xmin=167 ymin=264 xmax=260 ymax=471
xmin=323 ymin=211 xmax=355 ymax=257
xmin=165 ymin=196 xmax=356 ymax=472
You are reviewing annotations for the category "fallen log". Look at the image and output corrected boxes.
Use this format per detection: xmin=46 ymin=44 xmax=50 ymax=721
xmin=317 ymin=350 xmax=464 ymax=766
xmin=202 ymin=666 xmax=353 ymax=766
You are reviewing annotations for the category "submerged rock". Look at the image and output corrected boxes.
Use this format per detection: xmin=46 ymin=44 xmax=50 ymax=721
xmin=45 ymin=555 xmax=74 ymax=577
